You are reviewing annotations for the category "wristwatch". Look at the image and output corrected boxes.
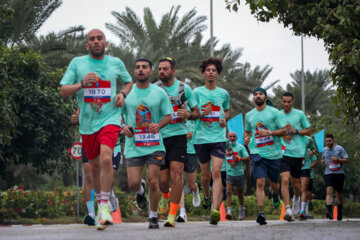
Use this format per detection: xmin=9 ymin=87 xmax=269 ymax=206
xmin=120 ymin=91 xmax=127 ymax=99
xmin=296 ymin=129 xmax=300 ymax=135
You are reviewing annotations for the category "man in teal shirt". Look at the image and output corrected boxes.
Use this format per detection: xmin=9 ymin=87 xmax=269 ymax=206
xmin=225 ymin=132 xmax=250 ymax=221
xmin=280 ymin=92 xmax=311 ymax=221
xmin=244 ymin=87 xmax=286 ymax=225
xmin=193 ymin=57 xmax=230 ymax=225
xmin=122 ymin=58 xmax=172 ymax=229
xmin=299 ymin=136 xmax=318 ymax=219
xmin=60 ymin=29 xmax=133 ymax=230
xmin=156 ymin=57 xmax=200 ymax=227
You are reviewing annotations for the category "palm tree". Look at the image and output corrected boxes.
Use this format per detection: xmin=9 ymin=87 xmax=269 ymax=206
xmin=272 ymin=69 xmax=335 ymax=115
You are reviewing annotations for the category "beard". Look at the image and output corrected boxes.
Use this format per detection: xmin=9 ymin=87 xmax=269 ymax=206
xmin=136 ymin=77 xmax=149 ymax=83
xmin=255 ymin=98 xmax=265 ymax=106
xmin=159 ymin=75 xmax=171 ymax=84
xmin=90 ymin=45 xmax=105 ymax=58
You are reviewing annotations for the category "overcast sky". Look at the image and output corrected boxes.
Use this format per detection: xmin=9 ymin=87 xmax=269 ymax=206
xmin=38 ymin=0 xmax=331 ymax=93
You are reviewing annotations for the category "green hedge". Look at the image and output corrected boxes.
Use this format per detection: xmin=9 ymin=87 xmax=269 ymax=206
xmin=1 ymin=186 xmax=359 ymax=223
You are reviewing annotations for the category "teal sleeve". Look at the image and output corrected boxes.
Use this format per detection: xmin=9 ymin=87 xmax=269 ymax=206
xmin=161 ymin=91 xmax=172 ymax=116
xmin=301 ymin=112 xmax=311 ymax=129
xmin=117 ymin=59 xmax=132 ymax=84
xmin=223 ymin=90 xmax=230 ymax=110
xmin=60 ymin=59 xmax=77 ymax=85
xmin=239 ymin=145 xmax=249 ymax=157
xmin=244 ymin=116 xmax=251 ymax=132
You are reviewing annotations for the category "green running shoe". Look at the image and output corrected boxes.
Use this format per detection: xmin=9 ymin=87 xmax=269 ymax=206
xmin=164 ymin=214 xmax=176 ymax=227
xmin=210 ymin=209 xmax=220 ymax=225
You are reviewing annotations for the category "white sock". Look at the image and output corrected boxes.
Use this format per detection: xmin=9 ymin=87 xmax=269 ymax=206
xmin=301 ymin=202 xmax=307 ymax=212
xmin=100 ymin=191 xmax=110 ymax=207
xmin=137 ymin=184 xmax=144 ymax=195
xmin=149 ymin=211 xmax=158 ymax=218
xmin=180 ymin=208 xmax=186 ymax=215
xmin=95 ymin=192 xmax=101 ymax=206
xmin=286 ymin=205 xmax=291 ymax=212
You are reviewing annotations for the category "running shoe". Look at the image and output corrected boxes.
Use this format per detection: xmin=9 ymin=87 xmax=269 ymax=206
xmin=298 ymin=210 xmax=306 ymax=220
xmin=148 ymin=217 xmax=159 ymax=229
xmin=284 ymin=209 xmax=295 ymax=222
xmin=306 ymin=213 xmax=314 ymax=219
xmin=256 ymin=213 xmax=267 ymax=225
xmin=225 ymin=212 xmax=232 ymax=220
xmin=202 ymin=196 xmax=211 ymax=210
xmin=238 ymin=207 xmax=245 ymax=220
xmin=136 ymin=179 xmax=147 ymax=209
xmin=96 ymin=204 xmax=113 ymax=230
xmin=326 ymin=210 xmax=333 ymax=220
xmin=192 ymin=189 xmax=201 ymax=207
xmin=176 ymin=213 xmax=187 ymax=223
xmin=109 ymin=194 xmax=118 ymax=212
xmin=83 ymin=214 xmax=95 ymax=226
xmin=210 ymin=209 xmax=220 ymax=225
xmin=272 ymin=194 xmax=281 ymax=208
xmin=292 ymin=198 xmax=300 ymax=215
xmin=159 ymin=196 xmax=169 ymax=215
xmin=164 ymin=214 xmax=176 ymax=227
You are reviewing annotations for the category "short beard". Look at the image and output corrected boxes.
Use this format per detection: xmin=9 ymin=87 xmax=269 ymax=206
xmin=160 ymin=76 xmax=171 ymax=84
xmin=90 ymin=46 xmax=105 ymax=58
xmin=255 ymin=99 xmax=265 ymax=107
xmin=136 ymin=77 xmax=149 ymax=83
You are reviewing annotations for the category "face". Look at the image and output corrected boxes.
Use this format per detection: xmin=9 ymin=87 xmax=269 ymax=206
xmin=282 ymin=96 xmax=294 ymax=112
xmin=253 ymin=91 xmax=266 ymax=106
xmin=203 ymin=64 xmax=219 ymax=83
xmin=158 ymin=61 xmax=174 ymax=84
xmin=228 ymin=132 xmax=237 ymax=144
xmin=325 ymin=137 xmax=334 ymax=148
xmin=134 ymin=61 xmax=153 ymax=83
xmin=85 ymin=29 xmax=108 ymax=58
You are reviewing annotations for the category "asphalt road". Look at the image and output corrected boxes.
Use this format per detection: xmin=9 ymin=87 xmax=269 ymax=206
xmin=1 ymin=219 xmax=359 ymax=240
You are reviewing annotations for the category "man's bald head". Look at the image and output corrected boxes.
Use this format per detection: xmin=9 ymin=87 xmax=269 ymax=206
xmin=86 ymin=29 xmax=106 ymax=42
xmin=228 ymin=131 xmax=237 ymax=144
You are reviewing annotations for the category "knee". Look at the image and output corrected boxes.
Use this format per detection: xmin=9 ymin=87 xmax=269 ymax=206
xmin=212 ymin=170 xmax=221 ymax=179
xmin=128 ymin=181 xmax=140 ymax=192
xmin=147 ymin=177 xmax=159 ymax=191
xmin=100 ymin=156 xmax=112 ymax=167
xmin=281 ymin=177 xmax=290 ymax=185
xmin=256 ymin=179 xmax=265 ymax=189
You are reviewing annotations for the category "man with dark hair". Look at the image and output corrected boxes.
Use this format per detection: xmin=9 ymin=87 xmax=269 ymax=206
xmin=244 ymin=87 xmax=286 ymax=225
xmin=122 ymin=58 xmax=172 ymax=229
xmin=321 ymin=134 xmax=349 ymax=221
xmin=193 ymin=57 xmax=230 ymax=225
xmin=60 ymin=29 xmax=133 ymax=230
xmin=280 ymin=92 xmax=311 ymax=221
xmin=156 ymin=57 xmax=200 ymax=227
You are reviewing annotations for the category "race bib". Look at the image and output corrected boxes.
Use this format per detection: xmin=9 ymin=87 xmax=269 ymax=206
xmin=135 ymin=127 xmax=159 ymax=147
xmin=84 ymin=79 xmax=111 ymax=103
xmin=329 ymin=160 xmax=341 ymax=171
xmin=255 ymin=135 xmax=274 ymax=147
xmin=170 ymin=105 xmax=182 ymax=124
xmin=201 ymin=105 xmax=220 ymax=122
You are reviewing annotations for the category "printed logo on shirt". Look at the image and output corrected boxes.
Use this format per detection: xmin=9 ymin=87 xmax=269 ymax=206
xmin=135 ymin=101 xmax=159 ymax=146
xmin=201 ymin=102 xmax=220 ymax=128
xmin=255 ymin=120 xmax=274 ymax=147
xmin=83 ymin=73 xmax=109 ymax=113
xmin=170 ymin=100 xmax=182 ymax=124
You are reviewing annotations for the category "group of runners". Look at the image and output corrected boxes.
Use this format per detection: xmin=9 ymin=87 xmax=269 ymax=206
xmin=60 ymin=29 xmax=350 ymax=231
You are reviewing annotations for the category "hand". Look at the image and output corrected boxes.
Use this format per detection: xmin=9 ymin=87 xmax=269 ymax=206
xmin=82 ymin=72 xmax=98 ymax=86
xmin=226 ymin=149 xmax=233 ymax=157
xmin=331 ymin=156 xmax=337 ymax=161
xmin=71 ymin=109 xmax=79 ymax=124
xmin=122 ymin=125 xmax=134 ymax=137
xmin=308 ymin=150 xmax=314 ymax=157
xmin=148 ymin=123 xmax=160 ymax=133
xmin=286 ymin=124 xmax=297 ymax=134
xmin=203 ymin=103 xmax=212 ymax=116
xmin=114 ymin=93 xmax=125 ymax=107
xmin=186 ymin=131 xmax=193 ymax=139
xmin=220 ymin=118 xmax=227 ymax=127
xmin=321 ymin=159 xmax=325 ymax=165
xmin=232 ymin=155 xmax=240 ymax=161
xmin=258 ymin=129 xmax=270 ymax=137
xmin=244 ymin=136 xmax=250 ymax=146
xmin=177 ymin=104 xmax=190 ymax=119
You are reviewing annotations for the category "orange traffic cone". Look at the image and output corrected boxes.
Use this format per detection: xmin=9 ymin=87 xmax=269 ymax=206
xmin=220 ymin=202 xmax=227 ymax=221
xmin=111 ymin=198 xmax=122 ymax=223
xmin=333 ymin=205 xmax=338 ymax=220
xmin=280 ymin=203 xmax=286 ymax=220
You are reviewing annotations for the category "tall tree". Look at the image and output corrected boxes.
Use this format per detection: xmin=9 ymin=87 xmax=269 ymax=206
xmin=272 ymin=69 xmax=335 ymax=115
xmin=0 ymin=0 xmax=62 ymax=45
xmin=225 ymin=0 xmax=360 ymax=123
